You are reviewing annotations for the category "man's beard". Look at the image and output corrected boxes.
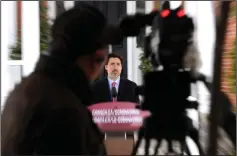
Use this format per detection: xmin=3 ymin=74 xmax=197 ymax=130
xmin=109 ymin=70 xmax=119 ymax=80
xmin=112 ymin=70 xmax=118 ymax=75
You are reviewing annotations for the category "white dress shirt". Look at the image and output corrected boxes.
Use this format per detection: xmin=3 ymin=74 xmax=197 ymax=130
xmin=108 ymin=76 xmax=120 ymax=92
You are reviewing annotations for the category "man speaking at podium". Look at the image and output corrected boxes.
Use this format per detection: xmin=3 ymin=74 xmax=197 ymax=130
xmin=92 ymin=53 xmax=139 ymax=104
xmin=92 ymin=53 xmax=139 ymax=155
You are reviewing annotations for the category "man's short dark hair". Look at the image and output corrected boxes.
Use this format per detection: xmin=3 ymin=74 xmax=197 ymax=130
xmin=106 ymin=53 xmax=123 ymax=65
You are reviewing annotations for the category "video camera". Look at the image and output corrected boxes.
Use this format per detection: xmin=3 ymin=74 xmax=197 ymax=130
xmin=119 ymin=2 xmax=199 ymax=113
xmin=114 ymin=1 xmax=235 ymax=155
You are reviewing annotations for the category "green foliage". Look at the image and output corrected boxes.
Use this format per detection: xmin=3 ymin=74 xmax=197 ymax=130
xmin=9 ymin=36 xmax=21 ymax=60
xmin=139 ymin=52 xmax=153 ymax=75
xmin=9 ymin=1 xmax=51 ymax=60
xmin=40 ymin=2 xmax=51 ymax=52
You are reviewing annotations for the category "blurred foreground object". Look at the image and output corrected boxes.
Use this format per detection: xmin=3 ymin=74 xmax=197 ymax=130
xmin=114 ymin=0 xmax=235 ymax=155
xmin=1 ymin=4 xmax=119 ymax=155
xmin=207 ymin=1 xmax=232 ymax=156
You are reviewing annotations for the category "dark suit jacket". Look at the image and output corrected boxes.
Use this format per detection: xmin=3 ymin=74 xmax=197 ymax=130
xmin=92 ymin=78 xmax=139 ymax=104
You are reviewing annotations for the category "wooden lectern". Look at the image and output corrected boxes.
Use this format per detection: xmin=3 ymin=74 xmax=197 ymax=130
xmin=103 ymin=96 xmax=135 ymax=155
xmin=104 ymin=132 xmax=135 ymax=155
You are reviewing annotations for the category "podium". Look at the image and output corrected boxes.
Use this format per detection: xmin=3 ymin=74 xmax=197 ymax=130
xmin=88 ymin=102 xmax=150 ymax=155
xmin=104 ymin=132 xmax=135 ymax=155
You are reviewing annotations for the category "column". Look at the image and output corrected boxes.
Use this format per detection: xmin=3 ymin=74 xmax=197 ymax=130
xmin=126 ymin=1 xmax=136 ymax=81
xmin=184 ymin=2 xmax=216 ymax=155
xmin=22 ymin=1 xmax=40 ymax=76
xmin=132 ymin=0 xmax=154 ymax=86
xmin=47 ymin=1 xmax=56 ymax=25
xmin=184 ymin=1 xmax=199 ymax=128
xmin=196 ymin=1 xmax=216 ymax=79
xmin=183 ymin=2 xmax=202 ymax=155
xmin=196 ymin=1 xmax=216 ymax=114
xmin=64 ymin=1 xmax=74 ymax=10
xmin=1 ymin=1 xmax=17 ymax=109
xmin=7 ymin=0 xmax=18 ymax=94
xmin=145 ymin=1 xmax=153 ymax=34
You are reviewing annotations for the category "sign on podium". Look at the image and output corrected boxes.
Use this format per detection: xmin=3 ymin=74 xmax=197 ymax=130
xmin=88 ymin=102 xmax=151 ymax=155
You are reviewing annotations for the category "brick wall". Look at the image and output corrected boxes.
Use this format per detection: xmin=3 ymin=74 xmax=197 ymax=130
xmin=214 ymin=1 xmax=236 ymax=110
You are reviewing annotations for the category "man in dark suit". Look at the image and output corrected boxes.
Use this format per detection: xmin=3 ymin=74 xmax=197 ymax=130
xmin=92 ymin=53 xmax=139 ymax=104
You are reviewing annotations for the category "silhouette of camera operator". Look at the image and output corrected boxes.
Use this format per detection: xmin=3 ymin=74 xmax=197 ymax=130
xmin=1 ymin=4 xmax=119 ymax=155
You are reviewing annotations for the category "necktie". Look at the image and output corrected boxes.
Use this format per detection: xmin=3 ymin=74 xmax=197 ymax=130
xmin=112 ymin=82 xmax=116 ymax=88
xmin=111 ymin=82 xmax=117 ymax=102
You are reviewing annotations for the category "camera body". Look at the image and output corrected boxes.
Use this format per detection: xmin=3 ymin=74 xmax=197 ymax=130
xmin=118 ymin=1 xmax=205 ymax=155
xmin=141 ymin=2 xmax=196 ymax=112
xmin=117 ymin=1 xmax=235 ymax=155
